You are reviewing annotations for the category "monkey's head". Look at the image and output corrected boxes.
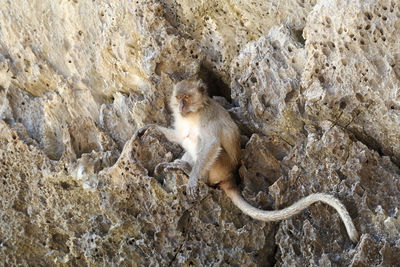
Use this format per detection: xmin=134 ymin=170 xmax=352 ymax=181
xmin=171 ymin=79 xmax=207 ymax=117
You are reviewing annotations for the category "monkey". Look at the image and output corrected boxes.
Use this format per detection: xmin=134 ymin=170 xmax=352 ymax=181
xmin=139 ymin=78 xmax=359 ymax=243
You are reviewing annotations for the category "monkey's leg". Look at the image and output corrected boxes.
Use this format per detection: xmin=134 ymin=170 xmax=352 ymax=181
xmin=187 ymin=138 xmax=221 ymax=198
xmin=208 ymin=149 xmax=234 ymax=185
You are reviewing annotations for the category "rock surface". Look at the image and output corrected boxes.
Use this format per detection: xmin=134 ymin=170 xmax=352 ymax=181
xmin=0 ymin=0 xmax=399 ymax=266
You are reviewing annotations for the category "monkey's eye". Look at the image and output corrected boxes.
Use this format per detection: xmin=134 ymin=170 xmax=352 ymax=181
xmin=177 ymin=95 xmax=188 ymax=101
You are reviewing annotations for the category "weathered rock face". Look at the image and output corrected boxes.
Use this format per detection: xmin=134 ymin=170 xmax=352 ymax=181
xmin=0 ymin=0 xmax=399 ymax=266
xmin=302 ymin=0 xmax=400 ymax=164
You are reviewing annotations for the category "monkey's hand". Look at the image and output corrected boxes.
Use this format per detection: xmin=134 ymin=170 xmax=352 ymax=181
xmin=133 ymin=124 xmax=157 ymax=138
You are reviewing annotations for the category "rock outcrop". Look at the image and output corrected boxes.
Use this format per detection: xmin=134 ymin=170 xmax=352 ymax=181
xmin=0 ymin=0 xmax=399 ymax=265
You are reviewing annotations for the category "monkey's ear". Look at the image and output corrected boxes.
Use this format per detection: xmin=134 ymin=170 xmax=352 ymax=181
xmin=198 ymin=81 xmax=207 ymax=94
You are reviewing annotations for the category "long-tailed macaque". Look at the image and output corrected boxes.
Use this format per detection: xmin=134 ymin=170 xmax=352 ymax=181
xmin=140 ymin=78 xmax=359 ymax=243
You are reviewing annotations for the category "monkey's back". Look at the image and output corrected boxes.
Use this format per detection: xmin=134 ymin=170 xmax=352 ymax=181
xmin=200 ymin=98 xmax=241 ymax=168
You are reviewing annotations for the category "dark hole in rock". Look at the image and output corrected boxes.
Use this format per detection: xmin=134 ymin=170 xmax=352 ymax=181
xmin=198 ymin=64 xmax=231 ymax=101
xmin=293 ymin=28 xmax=306 ymax=46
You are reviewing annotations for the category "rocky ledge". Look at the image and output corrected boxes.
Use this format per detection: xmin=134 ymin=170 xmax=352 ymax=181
xmin=0 ymin=0 xmax=399 ymax=266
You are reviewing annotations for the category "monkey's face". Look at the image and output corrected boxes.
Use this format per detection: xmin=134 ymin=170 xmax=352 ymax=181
xmin=171 ymin=80 xmax=206 ymax=117
xmin=173 ymin=91 xmax=202 ymax=116
xmin=176 ymin=94 xmax=191 ymax=115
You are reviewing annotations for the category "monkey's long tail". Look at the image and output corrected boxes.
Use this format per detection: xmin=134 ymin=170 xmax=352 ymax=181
xmin=220 ymin=181 xmax=359 ymax=243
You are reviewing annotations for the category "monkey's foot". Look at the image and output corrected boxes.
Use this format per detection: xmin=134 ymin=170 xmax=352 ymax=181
xmin=155 ymin=160 xmax=191 ymax=176
xmin=186 ymin=177 xmax=199 ymax=201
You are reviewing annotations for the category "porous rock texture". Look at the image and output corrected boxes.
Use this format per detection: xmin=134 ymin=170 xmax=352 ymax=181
xmin=0 ymin=0 xmax=399 ymax=266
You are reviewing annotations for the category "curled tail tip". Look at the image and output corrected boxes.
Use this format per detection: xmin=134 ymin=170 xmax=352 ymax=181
xmin=351 ymin=235 xmax=359 ymax=244
xmin=349 ymin=228 xmax=359 ymax=243
xmin=219 ymin=187 xmax=360 ymax=243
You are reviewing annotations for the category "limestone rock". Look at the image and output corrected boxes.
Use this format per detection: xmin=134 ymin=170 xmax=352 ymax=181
xmin=160 ymin=0 xmax=315 ymax=84
xmin=0 ymin=0 xmax=399 ymax=266
xmin=302 ymin=0 xmax=400 ymax=164
xmin=0 ymin=121 xmax=276 ymax=266
xmin=230 ymin=27 xmax=306 ymax=145
xmin=273 ymin=125 xmax=400 ymax=266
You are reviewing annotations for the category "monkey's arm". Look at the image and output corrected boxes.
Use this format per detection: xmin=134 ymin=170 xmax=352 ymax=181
xmin=187 ymin=137 xmax=221 ymax=197
xmin=136 ymin=124 xmax=182 ymax=145
xmin=156 ymin=126 xmax=182 ymax=144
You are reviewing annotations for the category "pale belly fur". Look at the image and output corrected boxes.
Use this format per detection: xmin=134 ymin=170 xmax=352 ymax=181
xmin=174 ymin=114 xmax=200 ymax=161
